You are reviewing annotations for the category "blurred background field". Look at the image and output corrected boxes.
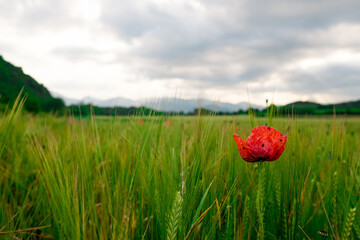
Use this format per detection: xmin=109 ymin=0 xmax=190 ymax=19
xmin=0 ymin=100 xmax=359 ymax=239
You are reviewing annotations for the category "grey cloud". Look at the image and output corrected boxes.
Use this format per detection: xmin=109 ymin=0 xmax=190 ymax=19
xmin=99 ymin=1 xmax=308 ymax=74
xmin=0 ymin=0 xmax=83 ymax=33
xmin=2 ymin=0 xmax=360 ymax=102
xmin=279 ymin=64 xmax=360 ymax=98
xmin=101 ymin=1 xmax=177 ymax=38
xmin=242 ymin=0 xmax=360 ymax=30
xmin=51 ymin=46 xmax=101 ymax=62
xmin=0 ymin=41 xmax=15 ymax=53
xmin=82 ymin=0 xmax=360 ymax=102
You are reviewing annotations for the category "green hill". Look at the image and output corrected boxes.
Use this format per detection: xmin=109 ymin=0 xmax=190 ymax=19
xmin=277 ymin=100 xmax=360 ymax=115
xmin=0 ymin=55 xmax=64 ymax=112
xmin=284 ymin=101 xmax=321 ymax=107
xmin=332 ymin=100 xmax=360 ymax=108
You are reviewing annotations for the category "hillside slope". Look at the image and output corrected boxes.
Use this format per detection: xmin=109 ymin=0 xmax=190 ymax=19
xmin=0 ymin=56 xmax=64 ymax=112
xmin=279 ymin=100 xmax=360 ymax=115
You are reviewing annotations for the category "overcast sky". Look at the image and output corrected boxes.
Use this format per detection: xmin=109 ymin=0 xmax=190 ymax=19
xmin=1 ymin=0 xmax=360 ymax=105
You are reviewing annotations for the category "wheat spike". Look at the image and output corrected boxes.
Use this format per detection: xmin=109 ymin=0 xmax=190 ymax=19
xmin=242 ymin=195 xmax=250 ymax=239
xmin=331 ymin=171 xmax=338 ymax=232
xmin=166 ymin=191 xmax=183 ymax=240
xmin=120 ymin=209 xmax=130 ymax=240
xmin=290 ymin=198 xmax=297 ymax=240
xmin=353 ymin=219 xmax=360 ymax=240
xmin=282 ymin=202 xmax=288 ymax=240
xmin=342 ymin=207 xmax=356 ymax=240
xmin=225 ymin=204 xmax=233 ymax=240
xmin=275 ymin=173 xmax=281 ymax=213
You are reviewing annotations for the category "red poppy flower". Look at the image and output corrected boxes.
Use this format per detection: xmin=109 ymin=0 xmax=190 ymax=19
xmin=233 ymin=126 xmax=287 ymax=162
xmin=138 ymin=119 xmax=144 ymax=125
xmin=165 ymin=120 xmax=172 ymax=126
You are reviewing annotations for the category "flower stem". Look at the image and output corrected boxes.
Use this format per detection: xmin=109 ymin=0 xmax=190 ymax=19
xmin=256 ymin=162 xmax=265 ymax=240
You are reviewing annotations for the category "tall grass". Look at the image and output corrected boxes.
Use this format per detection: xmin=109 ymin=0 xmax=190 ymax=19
xmin=0 ymin=100 xmax=359 ymax=239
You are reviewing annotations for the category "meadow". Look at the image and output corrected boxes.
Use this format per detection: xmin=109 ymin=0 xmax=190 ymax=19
xmin=0 ymin=98 xmax=360 ymax=239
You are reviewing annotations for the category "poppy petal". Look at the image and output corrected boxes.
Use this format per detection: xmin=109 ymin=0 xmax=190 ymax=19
xmin=233 ymin=134 xmax=256 ymax=162
xmin=267 ymin=135 xmax=287 ymax=161
xmin=246 ymin=126 xmax=273 ymax=159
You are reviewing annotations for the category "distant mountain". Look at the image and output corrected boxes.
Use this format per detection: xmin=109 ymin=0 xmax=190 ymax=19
xmin=79 ymin=96 xmax=136 ymax=108
xmin=51 ymin=93 xmax=137 ymax=107
xmin=0 ymin=56 xmax=64 ymax=112
xmin=141 ymin=98 xmax=264 ymax=113
xmin=54 ymin=93 xmax=265 ymax=113
xmin=50 ymin=92 xmax=80 ymax=106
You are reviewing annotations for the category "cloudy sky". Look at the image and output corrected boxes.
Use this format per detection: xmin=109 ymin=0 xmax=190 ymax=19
xmin=0 ymin=0 xmax=360 ymax=106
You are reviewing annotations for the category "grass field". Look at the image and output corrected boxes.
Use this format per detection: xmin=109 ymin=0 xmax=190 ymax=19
xmin=0 ymin=99 xmax=360 ymax=239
